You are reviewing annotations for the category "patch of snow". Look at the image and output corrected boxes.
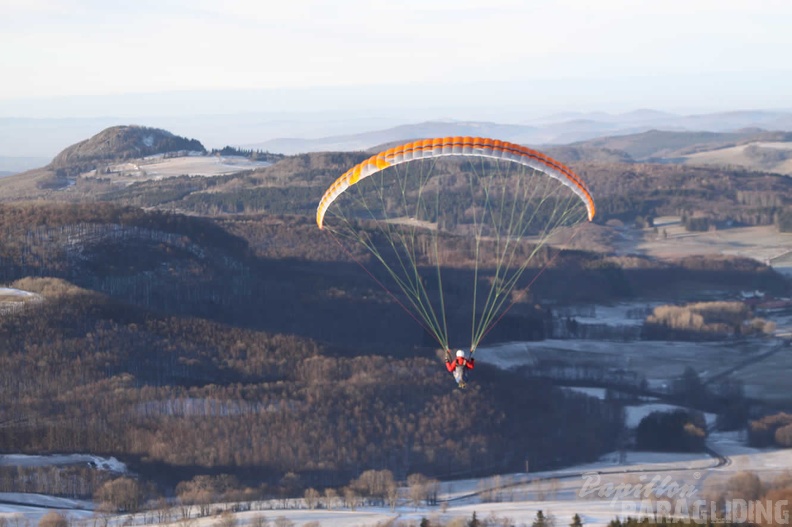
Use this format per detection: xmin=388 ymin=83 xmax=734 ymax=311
xmin=0 ymin=454 xmax=127 ymax=473
xmin=0 ymin=287 xmax=40 ymax=299
xmin=0 ymin=287 xmax=43 ymax=314
xmin=0 ymin=492 xmax=92 ymax=511
xmin=86 ymin=155 xmax=272 ymax=184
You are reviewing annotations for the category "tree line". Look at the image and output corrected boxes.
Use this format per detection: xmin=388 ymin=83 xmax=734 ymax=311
xmin=18 ymin=469 xmax=792 ymax=527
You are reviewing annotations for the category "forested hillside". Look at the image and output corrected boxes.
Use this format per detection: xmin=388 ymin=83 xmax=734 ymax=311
xmin=0 ymin=203 xmax=784 ymax=347
xmin=0 ymin=277 xmax=622 ymax=497
xmin=85 ymin=153 xmax=792 ymax=234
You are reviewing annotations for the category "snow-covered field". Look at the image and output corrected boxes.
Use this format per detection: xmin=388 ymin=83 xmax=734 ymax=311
xmin=0 ymin=455 xmax=126 ymax=518
xmin=681 ymin=141 xmax=792 ymax=176
xmin=81 ymin=155 xmax=272 ymax=185
xmin=2 ymin=446 xmax=789 ymax=527
xmin=629 ymin=216 xmax=792 ymax=274
xmin=0 ymin=454 xmax=126 ymax=473
xmin=475 ymin=279 xmax=792 ymax=406
xmin=0 ymin=493 xmax=92 ymax=516
xmin=0 ymin=286 xmax=43 ymax=313
xmin=484 ymin=338 xmax=743 ymax=382
xmin=0 ymin=287 xmax=41 ymax=300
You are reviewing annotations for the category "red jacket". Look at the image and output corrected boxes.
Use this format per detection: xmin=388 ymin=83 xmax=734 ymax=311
xmin=445 ymin=356 xmax=474 ymax=372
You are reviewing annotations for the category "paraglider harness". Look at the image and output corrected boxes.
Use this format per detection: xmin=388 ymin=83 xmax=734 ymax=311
xmin=445 ymin=349 xmax=475 ymax=389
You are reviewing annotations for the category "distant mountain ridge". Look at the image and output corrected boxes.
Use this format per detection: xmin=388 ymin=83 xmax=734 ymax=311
xmin=4 ymin=108 xmax=792 ymax=169
xmin=570 ymin=129 xmax=792 ymax=162
xmin=247 ymin=121 xmax=541 ymax=154
xmin=244 ymin=110 xmax=792 ymax=155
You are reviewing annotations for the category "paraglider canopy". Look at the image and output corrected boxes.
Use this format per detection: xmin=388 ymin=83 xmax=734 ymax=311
xmin=317 ymin=136 xmax=595 ymax=354
xmin=317 ymin=136 xmax=595 ymax=229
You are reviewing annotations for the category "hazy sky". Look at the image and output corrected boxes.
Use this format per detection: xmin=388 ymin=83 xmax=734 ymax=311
xmin=2 ymin=0 xmax=792 ymax=117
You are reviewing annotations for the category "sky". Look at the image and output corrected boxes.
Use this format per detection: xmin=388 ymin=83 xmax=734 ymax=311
xmin=1 ymin=0 xmax=792 ymax=118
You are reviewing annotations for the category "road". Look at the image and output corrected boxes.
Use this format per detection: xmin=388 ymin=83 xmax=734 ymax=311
xmin=441 ymin=441 xmax=731 ymax=504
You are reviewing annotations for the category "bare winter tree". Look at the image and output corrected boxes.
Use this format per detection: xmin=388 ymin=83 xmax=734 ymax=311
xmin=303 ymin=488 xmax=320 ymax=510
xmin=408 ymin=473 xmax=428 ymax=508
xmin=38 ymin=513 xmax=68 ymax=527
xmin=726 ymin=471 xmax=765 ymax=501
xmin=407 ymin=473 xmax=438 ymax=507
xmin=248 ymin=515 xmax=268 ymax=527
xmin=323 ymin=488 xmax=339 ymax=510
xmin=350 ymin=469 xmax=396 ymax=506
xmin=94 ymin=477 xmax=145 ymax=513
xmin=215 ymin=511 xmax=236 ymax=527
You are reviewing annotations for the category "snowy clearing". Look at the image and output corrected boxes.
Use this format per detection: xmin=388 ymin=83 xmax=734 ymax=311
xmin=80 ymin=155 xmax=271 ymax=185
xmin=624 ymin=216 xmax=792 ymax=274
xmin=0 ymin=454 xmax=127 ymax=473
xmin=0 ymin=493 xmax=92 ymax=513
xmin=682 ymin=141 xmax=792 ymax=176
xmin=0 ymin=286 xmax=43 ymax=313
xmin=0 ymin=287 xmax=41 ymax=300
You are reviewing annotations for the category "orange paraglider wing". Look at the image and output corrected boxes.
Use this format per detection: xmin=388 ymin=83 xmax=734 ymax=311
xmin=316 ymin=136 xmax=595 ymax=229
